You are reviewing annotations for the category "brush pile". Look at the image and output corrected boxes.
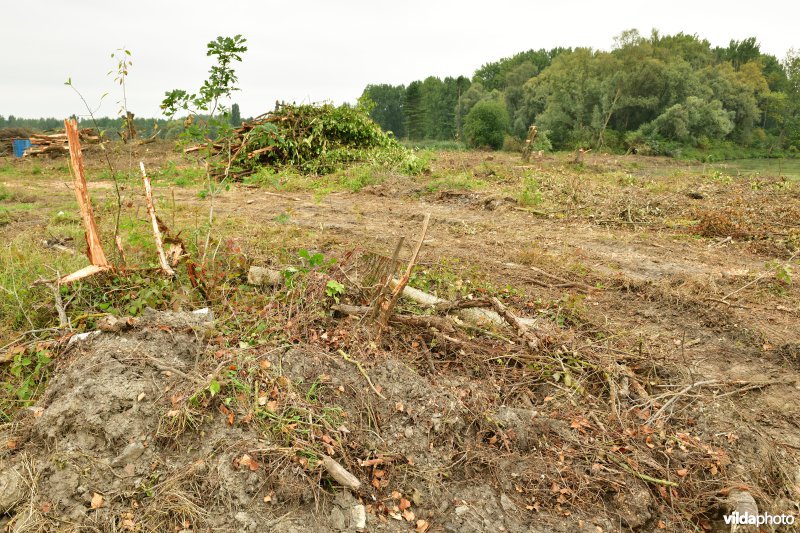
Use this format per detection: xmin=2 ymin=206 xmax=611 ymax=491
xmin=24 ymin=129 xmax=100 ymax=157
xmin=186 ymin=103 xmax=416 ymax=177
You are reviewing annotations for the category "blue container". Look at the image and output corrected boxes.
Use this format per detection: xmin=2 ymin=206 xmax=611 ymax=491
xmin=12 ymin=139 xmax=31 ymax=158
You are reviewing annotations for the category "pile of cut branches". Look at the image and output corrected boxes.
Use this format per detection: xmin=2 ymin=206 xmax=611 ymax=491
xmin=186 ymin=103 xmax=415 ymax=177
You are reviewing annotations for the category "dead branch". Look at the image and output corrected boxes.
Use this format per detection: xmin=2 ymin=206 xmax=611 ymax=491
xmin=139 ymin=162 xmax=175 ymax=276
xmin=500 ymin=262 xmax=598 ymax=292
xmin=41 ymin=239 xmax=75 ymax=255
xmin=490 ymin=297 xmax=547 ymax=352
xmin=33 ymin=264 xmax=111 ymax=286
xmin=432 ymin=297 xmax=493 ymax=314
xmin=390 ymin=281 xmax=551 ymax=333
xmin=333 ymin=304 xmax=455 ymax=333
xmin=377 ymin=214 xmax=431 ymax=332
xmin=358 ymin=455 xmax=404 ymax=468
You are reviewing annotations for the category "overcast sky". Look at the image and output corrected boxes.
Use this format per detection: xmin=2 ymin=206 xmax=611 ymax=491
xmin=1 ymin=0 xmax=798 ymax=119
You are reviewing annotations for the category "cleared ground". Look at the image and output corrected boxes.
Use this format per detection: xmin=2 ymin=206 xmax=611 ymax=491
xmin=1 ymin=144 xmax=799 ymax=531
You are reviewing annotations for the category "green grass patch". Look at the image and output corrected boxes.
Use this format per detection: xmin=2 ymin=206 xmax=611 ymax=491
xmin=423 ymin=171 xmax=486 ymax=193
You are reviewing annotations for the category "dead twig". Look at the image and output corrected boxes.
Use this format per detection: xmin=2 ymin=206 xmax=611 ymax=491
xmin=704 ymin=297 xmax=752 ymax=310
xmin=609 ymin=456 xmax=678 ymax=487
xmin=500 ymin=262 xmax=598 ymax=292
xmin=338 ymin=349 xmax=386 ymax=400
xmin=721 ymin=250 xmax=798 ymax=302
xmin=647 ymin=380 xmax=719 ymax=425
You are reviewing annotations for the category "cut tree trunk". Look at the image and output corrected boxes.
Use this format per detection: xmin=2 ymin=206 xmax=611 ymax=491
xmin=65 ymin=119 xmax=110 ymax=269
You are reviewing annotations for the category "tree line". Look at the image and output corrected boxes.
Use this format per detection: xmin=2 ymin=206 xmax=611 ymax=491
xmin=0 ymin=103 xmax=246 ymax=141
xmin=360 ymin=30 xmax=800 ymax=157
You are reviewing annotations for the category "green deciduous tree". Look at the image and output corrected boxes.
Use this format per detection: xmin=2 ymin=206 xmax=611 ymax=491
xmin=463 ymin=99 xmax=509 ymax=149
xmin=361 ymin=84 xmax=406 ymax=138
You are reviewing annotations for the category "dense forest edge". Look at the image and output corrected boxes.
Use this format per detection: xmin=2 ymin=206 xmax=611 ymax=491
xmin=361 ymin=30 xmax=800 ymax=160
xmin=3 ymin=29 xmax=800 ymax=161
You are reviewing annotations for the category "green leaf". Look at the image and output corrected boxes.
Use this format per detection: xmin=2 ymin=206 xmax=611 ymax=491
xmin=208 ymin=380 xmax=221 ymax=397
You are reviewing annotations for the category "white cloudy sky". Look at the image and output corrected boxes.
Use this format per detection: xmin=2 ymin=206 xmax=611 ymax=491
xmin=1 ymin=0 xmax=798 ymax=119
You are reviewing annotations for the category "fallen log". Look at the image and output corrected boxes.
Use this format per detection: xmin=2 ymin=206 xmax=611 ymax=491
xmin=500 ymin=262 xmax=598 ymax=292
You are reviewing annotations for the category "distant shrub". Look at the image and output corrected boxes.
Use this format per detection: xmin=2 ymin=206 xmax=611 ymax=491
xmin=502 ymin=135 xmax=523 ymax=152
xmin=464 ymin=100 xmax=509 ymax=150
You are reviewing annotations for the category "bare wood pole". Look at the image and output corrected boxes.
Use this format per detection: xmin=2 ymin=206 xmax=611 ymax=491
xmin=65 ymin=119 xmax=110 ymax=269
xmin=377 ymin=213 xmax=431 ymax=333
xmin=139 ymin=162 xmax=175 ymax=276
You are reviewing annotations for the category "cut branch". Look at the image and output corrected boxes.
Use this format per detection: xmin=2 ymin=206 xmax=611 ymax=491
xmin=490 ymin=297 xmax=547 ymax=351
xmin=139 ymin=162 xmax=175 ymax=276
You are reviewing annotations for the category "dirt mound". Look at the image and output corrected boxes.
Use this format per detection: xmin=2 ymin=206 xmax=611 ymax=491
xmin=1 ymin=310 xmax=613 ymax=532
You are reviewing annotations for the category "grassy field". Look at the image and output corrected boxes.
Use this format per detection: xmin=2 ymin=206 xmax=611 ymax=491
xmin=1 ymin=144 xmax=799 ymax=530
xmin=712 ymin=157 xmax=800 ymax=180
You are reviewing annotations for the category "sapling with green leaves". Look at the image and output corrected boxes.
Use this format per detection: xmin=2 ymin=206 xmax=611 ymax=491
xmin=160 ymin=35 xmax=248 ymax=263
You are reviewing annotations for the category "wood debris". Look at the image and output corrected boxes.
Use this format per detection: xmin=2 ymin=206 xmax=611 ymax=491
xmin=34 ymin=119 xmax=114 ymax=286
xmin=24 ymin=128 xmax=100 ymax=157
